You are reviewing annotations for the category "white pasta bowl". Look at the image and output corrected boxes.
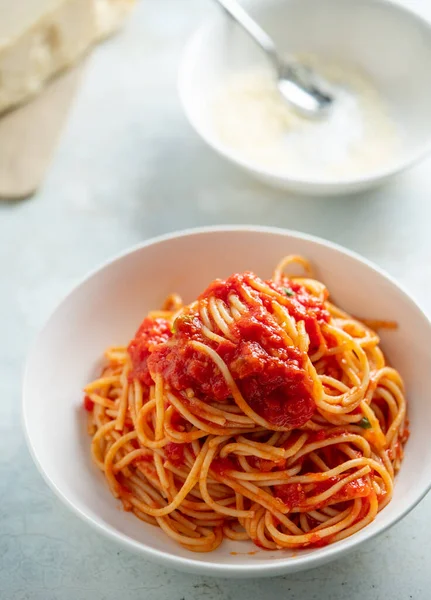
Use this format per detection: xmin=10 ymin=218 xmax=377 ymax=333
xmin=23 ymin=226 xmax=431 ymax=577
xmin=179 ymin=0 xmax=431 ymax=195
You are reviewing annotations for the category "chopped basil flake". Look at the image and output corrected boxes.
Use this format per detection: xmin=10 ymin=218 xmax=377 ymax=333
xmin=284 ymin=287 xmax=295 ymax=297
xmin=359 ymin=417 xmax=372 ymax=429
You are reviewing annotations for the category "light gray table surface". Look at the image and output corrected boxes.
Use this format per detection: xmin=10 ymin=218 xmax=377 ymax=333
xmin=2 ymin=1 xmax=431 ymax=598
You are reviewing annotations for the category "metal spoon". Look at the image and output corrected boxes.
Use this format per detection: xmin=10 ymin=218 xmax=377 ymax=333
xmin=213 ymin=0 xmax=334 ymax=119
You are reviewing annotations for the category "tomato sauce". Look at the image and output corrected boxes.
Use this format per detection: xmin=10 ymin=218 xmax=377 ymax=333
xmin=308 ymin=533 xmax=332 ymax=548
xmin=164 ymin=442 xmax=185 ymax=466
xmin=133 ymin=272 xmax=329 ymax=429
xmin=312 ymin=476 xmax=371 ymax=502
xmin=83 ymin=395 xmax=94 ymax=412
xmin=275 ymin=483 xmax=306 ymax=508
xmin=268 ymin=278 xmax=330 ymax=354
xmin=211 ymin=456 xmax=238 ymax=474
xmin=128 ymin=317 xmax=172 ymax=386
xmin=248 ymin=456 xmax=286 ymax=472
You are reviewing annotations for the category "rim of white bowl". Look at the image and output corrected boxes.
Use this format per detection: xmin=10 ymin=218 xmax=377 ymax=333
xmin=178 ymin=0 xmax=431 ymax=189
xmin=22 ymin=225 xmax=431 ymax=576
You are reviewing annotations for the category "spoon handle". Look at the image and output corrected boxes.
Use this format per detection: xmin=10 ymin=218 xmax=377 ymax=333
xmin=213 ymin=0 xmax=279 ymax=70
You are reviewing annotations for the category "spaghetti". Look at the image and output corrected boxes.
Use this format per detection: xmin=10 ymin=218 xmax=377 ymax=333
xmin=84 ymin=256 xmax=408 ymax=552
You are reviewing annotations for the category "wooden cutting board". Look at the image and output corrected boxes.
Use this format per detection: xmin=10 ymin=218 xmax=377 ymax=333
xmin=0 ymin=62 xmax=85 ymax=200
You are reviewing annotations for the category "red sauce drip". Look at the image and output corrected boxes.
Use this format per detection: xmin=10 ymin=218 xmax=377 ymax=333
xmin=83 ymin=395 xmax=94 ymax=412
xmin=275 ymin=483 xmax=306 ymax=509
xmin=128 ymin=317 xmax=172 ymax=385
xmin=164 ymin=442 xmax=185 ymax=466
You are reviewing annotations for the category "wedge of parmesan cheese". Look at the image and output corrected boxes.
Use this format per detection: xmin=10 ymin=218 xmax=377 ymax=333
xmin=0 ymin=0 xmax=134 ymax=114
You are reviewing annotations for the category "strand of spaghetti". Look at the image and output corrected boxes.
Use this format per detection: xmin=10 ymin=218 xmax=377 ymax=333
xmin=292 ymin=466 xmax=371 ymax=510
xmin=362 ymin=457 xmax=394 ymax=499
xmin=91 ymin=420 xmax=117 ymax=470
xmin=154 ymin=374 xmax=165 ymax=441
xmin=381 ymin=384 xmax=406 ymax=445
xmin=132 ymin=508 xmax=158 ymax=526
xmin=215 ymin=298 xmax=235 ymax=325
xmin=243 ymin=506 xmax=265 ymax=541
xmin=180 ymin=527 xmax=224 ymax=553
xmin=360 ymin=401 xmax=387 ymax=450
xmin=164 ymin=423 xmax=208 ymax=443
xmin=265 ymin=498 xmax=362 ymax=547
xmin=300 ymin=513 xmax=310 ymax=532
xmin=270 ymin=302 xmax=299 ymax=345
xmin=219 ymin=438 xmax=285 ymax=460
xmin=287 ymin=434 xmax=372 ymax=465
xmin=232 ymin=457 xmax=371 ymax=486
xmin=127 ymin=383 xmax=136 ymax=425
xmin=282 ymin=432 xmax=309 ymax=459
xmin=296 ymin=319 xmax=310 ymax=354
xmin=228 ymin=294 xmax=247 ymax=317
xmin=199 ymin=301 xmax=213 ymax=331
xmin=375 ymin=385 xmax=400 ymax=424
xmin=273 ymin=255 xmax=314 ymax=280
xmin=223 ymin=524 xmax=249 ymax=541
xmin=126 ymin=438 xmax=215 ymax=517
xmin=86 ymin=393 xmax=116 ymax=410
xmin=155 ymin=515 xmax=217 ymax=548
xmin=308 ymin=509 xmax=335 ymax=523
xmin=128 ymin=473 xmax=166 ymax=504
xmin=309 ymin=452 xmax=330 ymax=472
xmin=104 ymin=346 xmax=128 ymax=362
xmin=332 ymin=492 xmax=379 ymax=542
xmin=153 ymin=452 xmax=169 ymax=492
xmin=113 ymin=448 xmax=153 ymax=473
xmin=208 ymin=296 xmax=237 ymax=341
xmin=256 ymin=511 xmax=278 ymax=549
xmin=115 ymin=361 xmax=130 ymax=431
xmin=133 ymin=379 xmax=144 ymax=423
xmin=179 ymin=393 xmax=254 ymax=426
xmin=84 ymin=376 xmax=121 ymax=392
xmin=104 ymin=430 xmax=138 ymax=496
xmin=135 ymin=399 xmax=169 ymax=449
xmin=167 ymin=391 xmax=257 ymax=436
xmin=199 ymin=445 xmax=255 ymax=518
xmin=166 ymin=520 xmax=201 ymax=538
xmin=201 ymin=325 xmax=230 ymax=345
xmin=211 ymin=472 xmax=289 ymax=516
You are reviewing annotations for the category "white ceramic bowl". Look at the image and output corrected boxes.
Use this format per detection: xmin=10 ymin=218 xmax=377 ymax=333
xmin=179 ymin=0 xmax=431 ymax=195
xmin=23 ymin=226 xmax=431 ymax=577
